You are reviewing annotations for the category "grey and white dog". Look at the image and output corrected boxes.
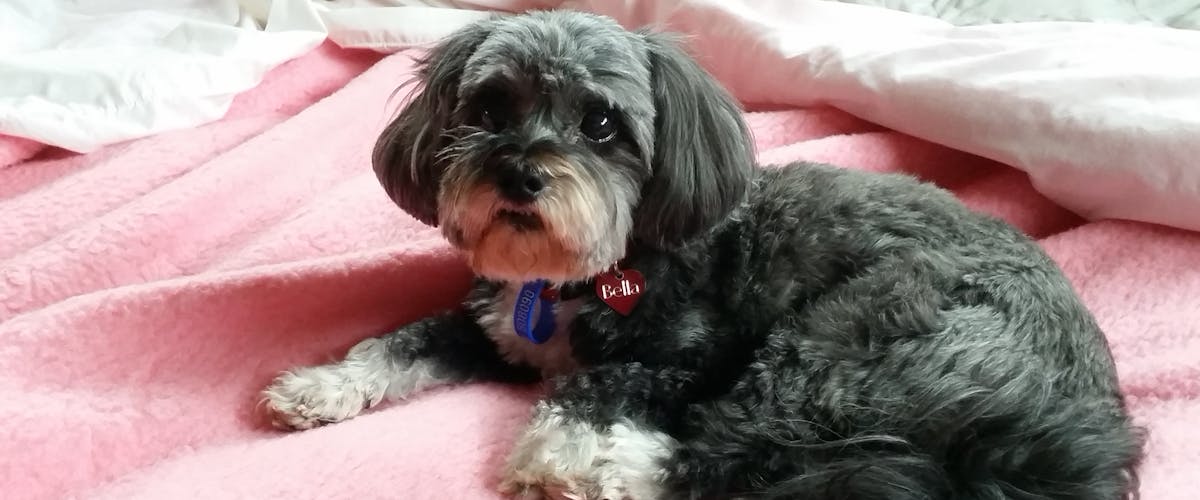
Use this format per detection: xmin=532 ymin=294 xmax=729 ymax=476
xmin=263 ymin=10 xmax=1142 ymax=500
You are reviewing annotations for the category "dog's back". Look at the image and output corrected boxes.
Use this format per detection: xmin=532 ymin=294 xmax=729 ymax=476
xmin=661 ymin=164 xmax=1142 ymax=499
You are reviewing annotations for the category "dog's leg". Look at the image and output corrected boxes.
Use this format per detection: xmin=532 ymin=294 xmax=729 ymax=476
xmin=262 ymin=311 xmax=536 ymax=430
xmin=500 ymin=363 xmax=692 ymax=500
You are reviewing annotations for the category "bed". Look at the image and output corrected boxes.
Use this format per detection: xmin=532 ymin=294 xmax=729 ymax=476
xmin=2 ymin=1 xmax=1198 ymax=498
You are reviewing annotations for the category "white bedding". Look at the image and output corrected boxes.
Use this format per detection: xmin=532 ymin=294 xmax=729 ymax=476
xmin=0 ymin=0 xmax=323 ymax=152
xmin=832 ymin=0 xmax=1200 ymax=29
xmin=4 ymin=0 xmax=1200 ymax=235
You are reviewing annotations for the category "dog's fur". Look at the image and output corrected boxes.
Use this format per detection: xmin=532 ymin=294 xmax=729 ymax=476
xmin=263 ymin=11 xmax=1143 ymax=500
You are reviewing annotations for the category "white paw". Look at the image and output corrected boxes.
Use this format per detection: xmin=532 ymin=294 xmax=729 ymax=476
xmin=499 ymin=403 xmax=677 ymax=500
xmin=261 ymin=363 xmax=379 ymax=430
xmin=262 ymin=337 xmax=443 ymax=430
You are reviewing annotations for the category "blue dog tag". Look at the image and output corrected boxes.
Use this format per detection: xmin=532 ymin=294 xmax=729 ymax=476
xmin=513 ymin=280 xmax=557 ymax=344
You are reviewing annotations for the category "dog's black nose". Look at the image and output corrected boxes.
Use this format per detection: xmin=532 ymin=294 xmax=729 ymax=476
xmin=497 ymin=167 xmax=546 ymax=203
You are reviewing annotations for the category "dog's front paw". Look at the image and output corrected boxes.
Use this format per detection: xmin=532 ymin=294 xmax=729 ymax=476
xmin=260 ymin=365 xmax=375 ymax=430
xmin=261 ymin=338 xmax=396 ymax=430
xmin=499 ymin=403 xmax=676 ymax=500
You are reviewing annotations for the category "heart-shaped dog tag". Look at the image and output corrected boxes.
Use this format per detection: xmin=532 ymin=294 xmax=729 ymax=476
xmin=595 ymin=268 xmax=645 ymax=316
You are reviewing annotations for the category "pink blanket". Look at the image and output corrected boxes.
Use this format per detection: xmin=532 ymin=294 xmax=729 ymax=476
xmin=2 ymin=44 xmax=1196 ymax=500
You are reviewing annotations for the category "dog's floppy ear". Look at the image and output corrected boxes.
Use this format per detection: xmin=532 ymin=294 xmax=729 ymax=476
xmin=633 ymin=32 xmax=754 ymax=248
xmin=372 ymin=21 xmax=494 ymax=226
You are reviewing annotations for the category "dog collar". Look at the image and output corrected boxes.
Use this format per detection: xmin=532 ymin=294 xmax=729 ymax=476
xmin=512 ymin=263 xmax=646 ymax=344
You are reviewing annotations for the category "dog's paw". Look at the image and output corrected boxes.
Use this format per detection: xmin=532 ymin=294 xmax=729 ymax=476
xmin=260 ymin=365 xmax=375 ymax=430
xmin=260 ymin=338 xmax=394 ymax=430
xmin=498 ymin=403 xmax=676 ymax=500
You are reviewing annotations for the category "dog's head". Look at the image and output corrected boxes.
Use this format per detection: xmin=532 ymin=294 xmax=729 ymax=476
xmin=373 ymin=11 xmax=753 ymax=283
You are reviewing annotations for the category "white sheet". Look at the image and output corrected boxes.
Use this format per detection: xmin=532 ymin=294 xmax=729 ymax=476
xmin=268 ymin=0 xmax=1200 ymax=51
xmin=0 ymin=0 xmax=324 ymax=152
xmin=830 ymin=0 xmax=1200 ymax=29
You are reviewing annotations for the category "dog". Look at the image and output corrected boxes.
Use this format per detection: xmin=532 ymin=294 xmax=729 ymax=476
xmin=262 ymin=10 xmax=1143 ymax=500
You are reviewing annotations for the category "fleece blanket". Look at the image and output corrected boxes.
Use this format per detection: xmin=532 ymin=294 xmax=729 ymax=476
xmin=2 ymin=40 xmax=1198 ymax=500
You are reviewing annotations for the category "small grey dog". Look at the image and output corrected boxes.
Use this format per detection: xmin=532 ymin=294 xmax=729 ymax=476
xmin=263 ymin=10 xmax=1142 ymax=500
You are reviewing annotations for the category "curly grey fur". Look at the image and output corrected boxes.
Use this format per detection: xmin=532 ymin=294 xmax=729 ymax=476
xmin=272 ymin=10 xmax=1143 ymax=500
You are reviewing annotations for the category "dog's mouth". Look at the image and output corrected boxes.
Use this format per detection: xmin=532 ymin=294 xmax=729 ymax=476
xmin=495 ymin=207 xmax=545 ymax=232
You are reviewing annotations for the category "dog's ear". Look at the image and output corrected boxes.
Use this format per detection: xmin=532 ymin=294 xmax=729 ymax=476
xmin=372 ymin=21 xmax=494 ymax=226
xmin=633 ymin=32 xmax=754 ymax=248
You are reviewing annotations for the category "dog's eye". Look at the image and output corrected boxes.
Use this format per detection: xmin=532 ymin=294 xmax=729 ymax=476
xmin=580 ymin=108 xmax=617 ymax=143
xmin=479 ymin=104 xmax=507 ymax=133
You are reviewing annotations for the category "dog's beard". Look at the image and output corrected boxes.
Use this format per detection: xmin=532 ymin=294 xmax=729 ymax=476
xmin=438 ymin=155 xmax=631 ymax=283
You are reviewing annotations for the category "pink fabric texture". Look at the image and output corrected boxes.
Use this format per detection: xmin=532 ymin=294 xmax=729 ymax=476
xmin=0 ymin=135 xmax=46 ymax=170
xmin=2 ymin=45 xmax=1196 ymax=500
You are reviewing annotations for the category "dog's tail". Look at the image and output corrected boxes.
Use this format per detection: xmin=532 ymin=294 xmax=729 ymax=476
xmin=665 ymin=383 xmax=1143 ymax=500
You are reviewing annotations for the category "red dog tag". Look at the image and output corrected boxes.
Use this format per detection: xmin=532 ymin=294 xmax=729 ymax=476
xmin=595 ymin=268 xmax=645 ymax=316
